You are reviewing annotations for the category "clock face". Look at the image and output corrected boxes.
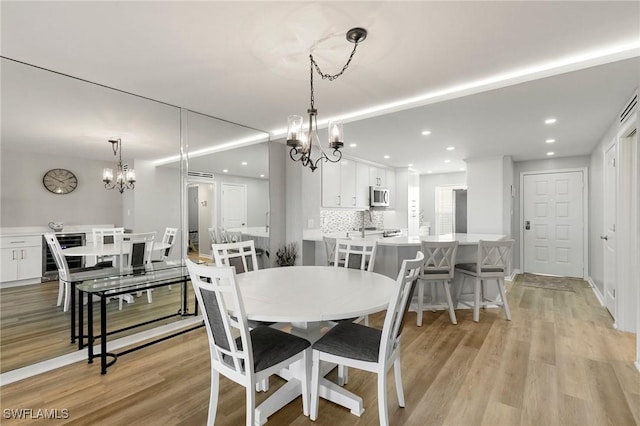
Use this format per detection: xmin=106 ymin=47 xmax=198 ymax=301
xmin=43 ymin=169 xmax=78 ymax=194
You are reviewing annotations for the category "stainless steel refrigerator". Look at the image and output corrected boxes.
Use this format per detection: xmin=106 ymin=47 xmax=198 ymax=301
xmin=453 ymin=189 xmax=467 ymax=234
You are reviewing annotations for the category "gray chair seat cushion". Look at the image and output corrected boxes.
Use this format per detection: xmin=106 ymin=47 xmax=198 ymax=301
xmin=423 ymin=268 xmax=450 ymax=275
xmin=230 ymin=326 xmax=310 ymax=373
xmin=456 ymin=263 xmax=504 ymax=274
xmin=313 ymin=322 xmax=381 ymax=363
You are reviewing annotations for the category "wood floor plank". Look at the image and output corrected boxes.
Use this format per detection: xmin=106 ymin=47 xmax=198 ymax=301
xmin=1 ymin=273 xmax=638 ymax=425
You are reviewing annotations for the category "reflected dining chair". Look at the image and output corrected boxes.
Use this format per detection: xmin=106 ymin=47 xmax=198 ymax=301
xmin=118 ymin=232 xmax=155 ymax=310
xmin=91 ymin=227 xmax=125 ymax=267
xmin=44 ymin=233 xmax=102 ymax=312
xmin=157 ymin=227 xmax=177 ymax=261
xmin=455 ymin=239 xmax=514 ymax=322
xmin=310 ymin=251 xmax=424 ymax=426
xmin=186 ymin=259 xmax=311 ymax=426
xmin=416 ymin=240 xmax=459 ymax=325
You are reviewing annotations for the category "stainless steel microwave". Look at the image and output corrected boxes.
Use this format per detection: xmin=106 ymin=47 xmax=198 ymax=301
xmin=370 ymin=187 xmax=390 ymax=207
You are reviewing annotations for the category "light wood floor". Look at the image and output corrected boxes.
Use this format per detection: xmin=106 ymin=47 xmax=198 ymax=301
xmin=0 ymin=279 xmax=197 ymax=372
xmin=1 ymin=275 xmax=638 ymax=425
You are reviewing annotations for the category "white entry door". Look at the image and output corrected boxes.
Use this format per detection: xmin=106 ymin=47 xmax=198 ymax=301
xmin=603 ymin=144 xmax=617 ymax=317
xmin=221 ymin=183 xmax=247 ymax=229
xmin=523 ymin=171 xmax=584 ymax=277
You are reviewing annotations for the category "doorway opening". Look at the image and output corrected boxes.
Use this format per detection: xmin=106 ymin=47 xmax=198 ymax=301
xmin=187 ymin=177 xmax=216 ymax=260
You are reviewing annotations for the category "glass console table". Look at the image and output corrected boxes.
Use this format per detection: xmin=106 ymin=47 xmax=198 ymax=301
xmin=73 ymin=261 xmax=200 ymax=374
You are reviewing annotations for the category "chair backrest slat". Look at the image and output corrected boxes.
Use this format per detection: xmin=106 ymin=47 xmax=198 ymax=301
xmin=186 ymin=259 xmax=254 ymax=379
xmin=420 ymin=240 xmax=458 ymax=279
xmin=379 ymin=251 xmax=424 ymax=364
xmin=212 ymin=240 xmax=259 ymax=273
xmin=334 ymin=239 xmax=377 ymax=272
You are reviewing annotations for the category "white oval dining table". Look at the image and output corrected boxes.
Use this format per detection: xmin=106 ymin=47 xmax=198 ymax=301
xmin=233 ymin=265 xmax=396 ymax=424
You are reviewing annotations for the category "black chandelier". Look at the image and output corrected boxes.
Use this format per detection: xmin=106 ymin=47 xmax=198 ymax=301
xmin=102 ymin=138 xmax=136 ymax=194
xmin=286 ymin=27 xmax=367 ymax=172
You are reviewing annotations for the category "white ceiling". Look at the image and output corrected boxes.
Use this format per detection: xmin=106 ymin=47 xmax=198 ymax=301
xmin=1 ymin=1 xmax=639 ymax=174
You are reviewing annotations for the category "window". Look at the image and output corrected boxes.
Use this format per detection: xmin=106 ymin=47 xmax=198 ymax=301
xmin=435 ymin=184 xmax=466 ymax=236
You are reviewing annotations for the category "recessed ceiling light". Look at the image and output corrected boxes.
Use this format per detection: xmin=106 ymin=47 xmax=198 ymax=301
xmin=223 ymin=169 xmax=228 ymax=173
xmin=459 ymin=167 xmax=465 ymax=171
xmin=446 ymin=146 xmax=455 ymax=151
xmin=546 ymin=151 xmax=555 ymax=156
xmin=349 ymin=143 xmax=357 ymax=148
xmin=545 ymin=118 xmax=557 ymax=124
xmin=260 ymin=174 xmax=265 ymax=178
xmin=421 ymin=130 xmax=432 ymax=136
xmin=545 ymin=139 xmax=556 ymax=144
xmin=427 ymin=170 xmax=433 ymax=174
xmin=384 ymin=155 xmax=390 ymax=159
xmin=444 ymin=159 xmax=451 ymax=163
xmin=408 ymin=163 xmax=413 ymax=167
xmin=241 ymin=161 xmax=248 ymax=165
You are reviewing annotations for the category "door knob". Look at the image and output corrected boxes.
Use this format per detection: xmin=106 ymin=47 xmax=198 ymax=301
xmin=600 ymin=235 xmax=608 ymax=240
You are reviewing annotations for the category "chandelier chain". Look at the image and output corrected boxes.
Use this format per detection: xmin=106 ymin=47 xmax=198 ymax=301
xmin=309 ymin=41 xmax=361 ymax=110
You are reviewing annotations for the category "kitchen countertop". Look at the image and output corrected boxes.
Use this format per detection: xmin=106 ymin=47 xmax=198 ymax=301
xmin=303 ymin=231 xmax=507 ymax=247
xmin=0 ymin=225 xmax=115 ymax=237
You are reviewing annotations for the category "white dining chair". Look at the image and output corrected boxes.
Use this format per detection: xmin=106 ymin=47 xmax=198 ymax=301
xmin=91 ymin=227 xmax=124 ymax=267
xmin=455 ymin=239 xmax=514 ymax=322
xmin=310 ymin=251 xmax=424 ymax=426
xmin=186 ymin=259 xmax=311 ymax=426
xmin=212 ymin=240 xmax=258 ymax=273
xmin=416 ymin=240 xmax=459 ymax=325
xmin=157 ymin=227 xmax=177 ymax=261
xmin=331 ymin=239 xmax=378 ymax=385
xmin=322 ymin=235 xmax=350 ymax=266
xmin=333 ymin=238 xmax=377 ymax=272
xmin=43 ymin=233 xmax=102 ymax=312
xmin=118 ymin=232 xmax=155 ymax=310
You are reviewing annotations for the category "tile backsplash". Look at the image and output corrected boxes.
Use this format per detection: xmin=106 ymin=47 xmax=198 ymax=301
xmin=320 ymin=210 xmax=384 ymax=233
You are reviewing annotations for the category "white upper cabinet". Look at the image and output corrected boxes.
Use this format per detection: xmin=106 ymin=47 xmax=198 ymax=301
xmin=355 ymin=162 xmax=370 ymax=208
xmin=369 ymin=166 xmax=387 ymax=188
xmin=322 ymin=160 xmax=395 ymax=209
xmin=386 ymin=169 xmax=396 ymax=208
xmin=321 ymin=161 xmax=342 ymax=207
xmin=340 ymin=160 xmax=357 ymax=208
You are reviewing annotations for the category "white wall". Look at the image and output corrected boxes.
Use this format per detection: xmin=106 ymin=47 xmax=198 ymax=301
xmin=1 ymin=149 xmax=122 ymax=228
xmin=131 ymin=160 xmax=182 ymax=260
xmin=268 ymin=141 xmax=286 ymax=268
xmin=419 ymin=171 xmax=466 ymax=235
xmin=466 ymin=156 xmax=505 ymax=234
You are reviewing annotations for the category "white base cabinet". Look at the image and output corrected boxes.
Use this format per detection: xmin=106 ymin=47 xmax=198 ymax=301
xmin=1 ymin=236 xmax=42 ymax=285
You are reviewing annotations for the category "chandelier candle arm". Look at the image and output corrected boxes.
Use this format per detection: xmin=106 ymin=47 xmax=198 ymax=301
xmin=286 ymin=27 xmax=366 ymax=172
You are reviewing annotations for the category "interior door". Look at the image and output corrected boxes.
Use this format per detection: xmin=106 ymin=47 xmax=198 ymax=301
xmin=221 ymin=183 xmax=247 ymax=229
xmin=523 ymin=171 xmax=584 ymax=277
xmin=603 ymin=144 xmax=617 ymax=317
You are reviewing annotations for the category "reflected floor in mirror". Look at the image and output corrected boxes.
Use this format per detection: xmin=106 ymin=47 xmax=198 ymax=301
xmin=1 ymin=275 xmax=638 ymax=425
xmin=0 ymin=279 xmax=196 ymax=373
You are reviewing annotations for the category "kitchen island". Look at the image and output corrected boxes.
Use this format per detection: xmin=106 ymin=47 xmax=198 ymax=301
xmin=303 ymin=232 xmax=509 ymax=312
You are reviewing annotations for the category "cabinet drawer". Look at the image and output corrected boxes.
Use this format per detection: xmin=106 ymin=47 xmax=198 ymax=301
xmin=0 ymin=235 xmax=41 ymax=249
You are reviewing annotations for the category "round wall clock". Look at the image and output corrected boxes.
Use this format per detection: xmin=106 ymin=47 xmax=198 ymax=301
xmin=43 ymin=168 xmax=78 ymax=194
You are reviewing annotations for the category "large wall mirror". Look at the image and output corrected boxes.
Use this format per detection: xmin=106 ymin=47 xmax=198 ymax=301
xmin=0 ymin=57 xmax=270 ymax=373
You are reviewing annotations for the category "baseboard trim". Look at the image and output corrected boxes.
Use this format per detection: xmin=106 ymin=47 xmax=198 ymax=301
xmin=0 ymin=316 xmax=203 ymax=386
xmin=586 ymin=276 xmax=605 ymax=306
xmin=507 ymin=269 xmax=520 ymax=282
